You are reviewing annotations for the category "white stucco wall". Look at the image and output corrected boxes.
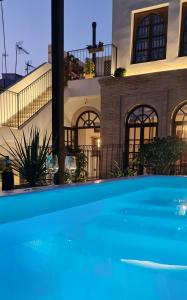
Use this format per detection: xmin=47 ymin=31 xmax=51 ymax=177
xmin=0 ymin=82 xmax=101 ymax=149
xmin=24 ymin=94 xmax=101 ymax=132
xmin=68 ymin=77 xmax=100 ymax=98
xmin=65 ymin=95 xmax=101 ymax=126
xmin=0 ymin=56 xmax=101 ymax=153
xmin=113 ymin=0 xmax=187 ymax=75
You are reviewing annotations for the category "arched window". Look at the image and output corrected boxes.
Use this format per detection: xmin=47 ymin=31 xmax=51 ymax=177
xmin=173 ymin=103 xmax=187 ymax=139
xmin=76 ymin=111 xmax=100 ymax=147
xmin=133 ymin=13 xmax=167 ymax=63
xmin=125 ymin=105 xmax=158 ymax=168
xmin=173 ymin=102 xmax=187 ymax=174
xmin=76 ymin=111 xmax=100 ymax=129
xmin=128 ymin=105 xmax=158 ymax=125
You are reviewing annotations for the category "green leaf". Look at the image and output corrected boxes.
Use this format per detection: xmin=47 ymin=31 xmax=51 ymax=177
xmin=0 ymin=127 xmax=51 ymax=187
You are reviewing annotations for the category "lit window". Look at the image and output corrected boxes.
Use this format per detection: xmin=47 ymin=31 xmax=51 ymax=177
xmin=125 ymin=105 xmax=158 ymax=167
xmin=173 ymin=103 xmax=187 ymax=139
xmin=76 ymin=111 xmax=100 ymax=129
xmin=133 ymin=8 xmax=168 ymax=63
xmin=180 ymin=3 xmax=187 ymax=56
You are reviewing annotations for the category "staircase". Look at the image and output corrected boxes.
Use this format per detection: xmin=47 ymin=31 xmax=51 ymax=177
xmin=3 ymin=87 xmax=52 ymax=128
xmin=0 ymin=68 xmax=52 ymax=129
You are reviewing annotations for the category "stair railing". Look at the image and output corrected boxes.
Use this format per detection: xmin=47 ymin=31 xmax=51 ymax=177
xmin=0 ymin=69 xmax=52 ymax=128
xmin=0 ymin=90 xmax=18 ymax=127
xmin=18 ymin=70 xmax=52 ymax=127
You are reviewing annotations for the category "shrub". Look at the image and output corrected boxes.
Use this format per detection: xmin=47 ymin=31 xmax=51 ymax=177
xmin=109 ymin=160 xmax=125 ymax=178
xmin=83 ymin=60 xmax=95 ymax=75
xmin=114 ymin=68 xmax=126 ymax=77
xmin=138 ymin=136 xmax=187 ymax=175
xmin=65 ymin=147 xmax=88 ymax=183
xmin=109 ymin=160 xmax=136 ymax=178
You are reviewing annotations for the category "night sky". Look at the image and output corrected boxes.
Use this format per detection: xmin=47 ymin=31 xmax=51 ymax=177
xmin=0 ymin=0 xmax=112 ymax=77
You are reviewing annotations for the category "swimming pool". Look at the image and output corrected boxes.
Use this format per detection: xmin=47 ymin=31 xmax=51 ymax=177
xmin=0 ymin=176 xmax=187 ymax=300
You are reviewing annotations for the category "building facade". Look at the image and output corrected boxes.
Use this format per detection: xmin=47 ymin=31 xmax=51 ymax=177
xmin=0 ymin=43 xmax=116 ymax=180
xmin=1 ymin=0 xmax=187 ymax=180
xmin=100 ymin=0 xmax=187 ymax=172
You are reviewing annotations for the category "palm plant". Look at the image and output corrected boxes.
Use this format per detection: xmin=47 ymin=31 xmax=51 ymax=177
xmin=0 ymin=128 xmax=51 ymax=187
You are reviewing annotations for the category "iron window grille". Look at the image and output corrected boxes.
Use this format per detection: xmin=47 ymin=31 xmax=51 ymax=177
xmin=125 ymin=105 xmax=159 ymax=170
xmin=76 ymin=111 xmax=100 ymax=129
xmin=173 ymin=103 xmax=187 ymax=138
xmin=133 ymin=11 xmax=167 ymax=63
xmin=179 ymin=3 xmax=187 ymax=57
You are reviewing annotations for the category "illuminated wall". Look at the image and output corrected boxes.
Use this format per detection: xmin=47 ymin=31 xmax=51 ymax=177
xmin=112 ymin=0 xmax=187 ymax=75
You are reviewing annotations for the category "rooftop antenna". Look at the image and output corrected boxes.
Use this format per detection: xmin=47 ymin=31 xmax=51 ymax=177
xmin=0 ymin=0 xmax=8 ymax=87
xmin=15 ymin=41 xmax=29 ymax=75
xmin=25 ymin=60 xmax=35 ymax=75
xmin=2 ymin=52 xmax=8 ymax=73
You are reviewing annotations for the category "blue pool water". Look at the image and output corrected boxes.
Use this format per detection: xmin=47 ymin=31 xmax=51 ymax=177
xmin=0 ymin=176 xmax=187 ymax=299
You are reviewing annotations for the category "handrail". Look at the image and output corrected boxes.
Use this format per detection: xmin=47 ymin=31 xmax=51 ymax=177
xmin=18 ymin=69 xmax=51 ymax=94
xmin=0 ymin=69 xmax=52 ymax=128
xmin=1 ymin=69 xmax=51 ymax=97
xmin=67 ymin=43 xmax=117 ymax=53
xmin=67 ymin=44 xmax=117 ymax=79
xmin=0 ymin=44 xmax=117 ymax=128
xmin=0 ymin=89 xmax=17 ymax=96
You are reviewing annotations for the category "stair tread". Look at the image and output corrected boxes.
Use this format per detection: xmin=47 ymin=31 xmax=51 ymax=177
xmin=3 ymin=87 xmax=51 ymax=127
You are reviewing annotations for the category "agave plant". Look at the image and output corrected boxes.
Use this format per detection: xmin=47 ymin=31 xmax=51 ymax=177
xmin=0 ymin=128 xmax=51 ymax=187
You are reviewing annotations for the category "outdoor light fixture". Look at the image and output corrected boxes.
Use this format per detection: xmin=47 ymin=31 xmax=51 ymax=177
xmin=97 ymin=138 xmax=101 ymax=148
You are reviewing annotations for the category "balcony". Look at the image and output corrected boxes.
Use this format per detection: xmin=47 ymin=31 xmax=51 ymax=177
xmin=65 ymin=44 xmax=117 ymax=82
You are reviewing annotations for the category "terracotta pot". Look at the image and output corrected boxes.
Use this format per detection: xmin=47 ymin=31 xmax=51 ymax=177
xmin=88 ymin=47 xmax=104 ymax=53
xmin=84 ymin=74 xmax=94 ymax=79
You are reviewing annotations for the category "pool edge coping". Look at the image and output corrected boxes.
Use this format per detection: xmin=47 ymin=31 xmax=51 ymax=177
xmin=0 ymin=174 xmax=186 ymax=198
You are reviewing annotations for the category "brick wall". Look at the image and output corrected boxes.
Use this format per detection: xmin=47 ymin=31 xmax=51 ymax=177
xmin=99 ymin=68 xmax=187 ymax=146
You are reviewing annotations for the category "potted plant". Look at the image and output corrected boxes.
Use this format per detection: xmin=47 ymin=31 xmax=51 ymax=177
xmin=114 ymin=67 xmax=126 ymax=77
xmin=87 ymin=42 xmax=104 ymax=53
xmin=83 ymin=60 xmax=95 ymax=79
xmin=0 ymin=127 xmax=51 ymax=187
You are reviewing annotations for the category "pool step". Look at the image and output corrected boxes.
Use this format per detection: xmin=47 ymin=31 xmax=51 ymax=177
xmin=87 ymin=212 xmax=187 ymax=241
xmin=115 ymin=204 xmax=187 ymax=222
xmin=81 ymin=212 xmax=187 ymax=264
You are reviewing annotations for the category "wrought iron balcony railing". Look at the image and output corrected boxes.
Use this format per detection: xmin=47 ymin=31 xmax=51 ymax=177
xmin=0 ymin=44 xmax=117 ymax=129
xmin=66 ymin=44 xmax=117 ymax=81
